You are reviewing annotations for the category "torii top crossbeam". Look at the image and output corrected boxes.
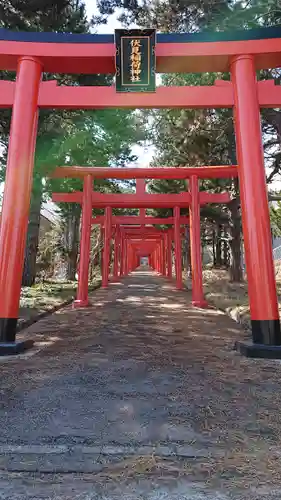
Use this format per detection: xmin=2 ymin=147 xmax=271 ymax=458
xmin=52 ymin=166 xmax=238 ymax=180
xmin=51 ymin=167 xmax=234 ymax=208
xmin=1 ymin=26 xmax=281 ymax=73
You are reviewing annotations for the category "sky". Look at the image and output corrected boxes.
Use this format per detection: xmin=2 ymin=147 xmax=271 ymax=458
xmin=85 ymin=0 xmax=137 ymax=33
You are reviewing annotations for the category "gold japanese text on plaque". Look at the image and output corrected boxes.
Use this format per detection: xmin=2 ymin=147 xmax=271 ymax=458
xmin=130 ymin=39 xmax=142 ymax=82
xmin=115 ymin=29 xmax=156 ymax=93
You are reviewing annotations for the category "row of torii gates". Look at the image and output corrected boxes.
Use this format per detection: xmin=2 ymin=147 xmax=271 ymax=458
xmin=52 ymin=166 xmax=234 ymax=307
xmin=0 ymin=26 xmax=281 ymax=358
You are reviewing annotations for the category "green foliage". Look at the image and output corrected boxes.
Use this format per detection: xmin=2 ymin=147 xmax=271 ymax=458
xmin=95 ymin=0 xmax=235 ymax=32
xmin=42 ymin=109 xmax=143 ymax=192
xmin=0 ymin=0 xmax=92 ymax=157
xmin=96 ymin=0 xmax=281 ymax=32
xmin=0 ymin=0 xmax=89 ymax=32
xmin=43 ymin=107 xmax=144 ymax=226
xmin=96 ymin=0 xmax=281 ymax=188
xmin=0 ymin=0 xmax=146 ymax=284
xmin=212 ymin=0 xmax=281 ymax=30
xmin=270 ymin=201 xmax=281 ymax=237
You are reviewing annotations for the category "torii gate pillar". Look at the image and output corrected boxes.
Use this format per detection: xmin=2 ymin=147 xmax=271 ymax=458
xmin=113 ymin=226 xmax=120 ymax=281
xmin=189 ymin=176 xmax=208 ymax=308
xmin=167 ymin=231 xmax=173 ymax=279
xmin=102 ymin=207 xmax=112 ymax=288
xmin=119 ymin=234 xmax=124 ymax=277
xmin=163 ymin=233 xmax=168 ymax=277
xmin=160 ymin=237 xmax=165 ymax=275
xmin=73 ymin=175 xmax=93 ymax=308
xmin=174 ymin=206 xmax=183 ymax=289
xmin=231 ymin=54 xmax=281 ymax=357
xmin=0 ymin=57 xmax=42 ymax=355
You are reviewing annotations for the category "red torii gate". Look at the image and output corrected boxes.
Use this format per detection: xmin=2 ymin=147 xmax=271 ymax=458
xmin=90 ymin=177 xmax=190 ymax=289
xmin=111 ymin=225 xmax=186 ymax=283
xmin=102 ymin=226 xmax=181 ymax=285
xmin=90 ymin=179 xmax=189 ymax=290
xmin=91 ymin=178 xmax=189 ymax=288
xmin=0 ymin=27 xmax=280 ymax=357
xmin=52 ymin=168 xmax=232 ymax=305
xmin=118 ymin=226 xmax=181 ymax=281
xmin=122 ymin=230 xmax=167 ymax=277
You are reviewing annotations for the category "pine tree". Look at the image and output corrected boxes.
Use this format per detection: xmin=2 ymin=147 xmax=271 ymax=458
xmin=0 ymin=1 xmax=143 ymax=284
xmin=0 ymin=0 xmax=94 ymax=285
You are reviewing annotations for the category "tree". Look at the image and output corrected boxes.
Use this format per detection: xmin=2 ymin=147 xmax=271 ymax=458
xmin=143 ymin=72 xmax=243 ymax=280
xmin=0 ymin=0 xmax=97 ymax=285
xmin=270 ymin=200 xmax=281 ymax=238
xmin=0 ymin=1 xmax=144 ymax=285
xmin=42 ymin=108 xmax=144 ymax=280
xmin=95 ymin=0 xmax=234 ymax=31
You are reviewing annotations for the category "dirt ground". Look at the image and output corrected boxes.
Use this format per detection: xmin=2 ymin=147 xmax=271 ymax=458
xmin=1 ymin=269 xmax=281 ymax=499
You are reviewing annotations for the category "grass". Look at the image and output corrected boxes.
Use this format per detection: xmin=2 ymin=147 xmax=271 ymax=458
xmin=19 ymin=276 xmax=101 ymax=323
xmin=199 ymin=262 xmax=281 ymax=330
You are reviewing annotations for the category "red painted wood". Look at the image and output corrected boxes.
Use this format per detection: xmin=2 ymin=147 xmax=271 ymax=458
xmin=102 ymin=207 xmax=112 ymax=288
xmin=53 ymin=191 xmax=230 ymax=208
xmin=174 ymin=206 xmax=183 ymax=290
xmin=92 ymin=216 xmax=189 ymax=225
xmin=167 ymin=231 xmax=172 ymax=279
xmin=189 ymin=176 xmax=207 ymax=308
xmin=51 ymin=165 xmax=238 ymax=180
xmin=0 ymin=57 xmax=42 ymax=322
xmin=54 ymin=192 xmax=192 ymax=209
xmin=1 ymin=80 xmax=281 ymax=110
xmin=38 ymin=83 xmax=234 ymax=109
xmin=74 ymin=175 xmax=92 ymax=308
xmin=113 ymin=226 xmax=120 ymax=281
xmin=199 ymin=192 xmax=231 ymax=204
xmin=52 ymin=192 xmax=83 ymax=203
xmin=52 ymin=166 xmax=237 ymax=180
xmin=231 ymin=54 xmax=279 ymax=322
xmin=1 ymin=37 xmax=281 ymax=74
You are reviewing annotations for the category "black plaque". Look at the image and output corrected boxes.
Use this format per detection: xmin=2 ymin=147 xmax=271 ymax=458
xmin=115 ymin=29 xmax=156 ymax=93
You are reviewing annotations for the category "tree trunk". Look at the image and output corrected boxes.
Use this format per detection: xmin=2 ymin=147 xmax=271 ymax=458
xmin=227 ymin=123 xmax=243 ymax=282
xmin=100 ymin=227 xmax=104 ymax=275
xmin=68 ymin=251 xmax=78 ymax=281
xmin=185 ymin=225 xmax=191 ymax=276
xmin=212 ymin=228 xmax=216 ymax=267
xmin=215 ymin=223 xmax=223 ymax=267
xmin=223 ymin=240 xmax=229 ymax=267
xmin=223 ymin=229 xmax=229 ymax=267
xmin=89 ymin=228 xmax=101 ymax=280
xmin=229 ymin=194 xmax=243 ymax=282
xmin=22 ymin=181 xmax=42 ymax=286
xmin=63 ymin=207 xmax=81 ymax=281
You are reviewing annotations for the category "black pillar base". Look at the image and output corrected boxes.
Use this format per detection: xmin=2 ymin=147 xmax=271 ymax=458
xmin=235 ymin=341 xmax=281 ymax=359
xmin=251 ymin=319 xmax=281 ymax=345
xmin=0 ymin=340 xmax=34 ymax=356
xmin=235 ymin=319 xmax=281 ymax=359
xmin=0 ymin=318 xmax=18 ymax=343
xmin=0 ymin=318 xmax=34 ymax=356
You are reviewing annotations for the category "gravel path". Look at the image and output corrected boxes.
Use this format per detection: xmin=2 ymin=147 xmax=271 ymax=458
xmin=0 ymin=269 xmax=281 ymax=499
